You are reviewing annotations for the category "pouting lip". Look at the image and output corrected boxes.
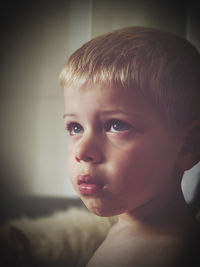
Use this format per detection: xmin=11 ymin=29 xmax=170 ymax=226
xmin=77 ymin=174 xmax=103 ymax=186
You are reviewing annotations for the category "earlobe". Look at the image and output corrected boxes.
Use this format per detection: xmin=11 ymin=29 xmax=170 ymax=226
xmin=176 ymin=120 xmax=200 ymax=171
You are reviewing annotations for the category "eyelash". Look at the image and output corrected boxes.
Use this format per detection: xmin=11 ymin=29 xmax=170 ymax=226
xmin=66 ymin=119 xmax=132 ymax=136
xmin=66 ymin=122 xmax=83 ymax=136
xmin=105 ymin=119 xmax=132 ymax=132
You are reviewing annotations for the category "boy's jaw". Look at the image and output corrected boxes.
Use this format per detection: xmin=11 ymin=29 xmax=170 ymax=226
xmin=120 ymin=169 xmax=185 ymax=222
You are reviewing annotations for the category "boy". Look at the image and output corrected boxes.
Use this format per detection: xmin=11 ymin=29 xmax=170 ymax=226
xmin=60 ymin=27 xmax=200 ymax=266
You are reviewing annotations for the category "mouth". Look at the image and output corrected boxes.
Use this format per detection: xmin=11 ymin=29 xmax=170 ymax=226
xmin=77 ymin=174 xmax=104 ymax=195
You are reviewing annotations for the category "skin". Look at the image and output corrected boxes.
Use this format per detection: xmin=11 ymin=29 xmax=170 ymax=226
xmin=63 ymin=83 xmax=192 ymax=266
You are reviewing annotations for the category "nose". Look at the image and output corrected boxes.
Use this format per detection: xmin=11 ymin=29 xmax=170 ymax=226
xmin=75 ymin=133 xmax=103 ymax=164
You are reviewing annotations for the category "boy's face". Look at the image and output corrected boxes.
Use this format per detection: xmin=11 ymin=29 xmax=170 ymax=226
xmin=64 ymin=83 xmax=182 ymax=217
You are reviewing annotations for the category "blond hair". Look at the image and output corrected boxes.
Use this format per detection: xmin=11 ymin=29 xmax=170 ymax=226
xmin=60 ymin=27 xmax=200 ymax=131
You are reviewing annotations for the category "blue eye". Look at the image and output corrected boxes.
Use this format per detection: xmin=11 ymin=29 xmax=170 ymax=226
xmin=66 ymin=122 xmax=83 ymax=136
xmin=106 ymin=119 xmax=131 ymax=133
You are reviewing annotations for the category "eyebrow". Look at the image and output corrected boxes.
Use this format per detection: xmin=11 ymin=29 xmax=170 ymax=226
xmin=63 ymin=110 xmax=128 ymax=118
xmin=100 ymin=110 xmax=129 ymax=115
xmin=63 ymin=110 xmax=144 ymax=120
xmin=63 ymin=113 xmax=77 ymax=119
xmin=99 ymin=110 xmax=144 ymax=119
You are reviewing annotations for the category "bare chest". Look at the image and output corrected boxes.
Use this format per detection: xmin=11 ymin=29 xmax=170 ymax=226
xmin=87 ymin=227 xmax=187 ymax=267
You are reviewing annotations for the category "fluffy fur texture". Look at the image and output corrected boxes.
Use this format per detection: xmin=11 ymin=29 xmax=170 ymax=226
xmin=2 ymin=207 xmax=117 ymax=267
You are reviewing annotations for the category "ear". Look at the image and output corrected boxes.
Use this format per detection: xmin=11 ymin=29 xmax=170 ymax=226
xmin=176 ymin=120 xmax=200 ymax=171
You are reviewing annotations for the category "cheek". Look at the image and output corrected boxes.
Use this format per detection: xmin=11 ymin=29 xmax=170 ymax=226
xmin=106 ymin=143 xmax=142 ymax=184
xmin=107 ymin=138 xmax=176 ymax=185
xmin=67 ymin=143 xmax=76 ymax=179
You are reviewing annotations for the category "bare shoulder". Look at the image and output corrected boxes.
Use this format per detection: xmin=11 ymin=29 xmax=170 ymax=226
xmin=87 ymin=227 xmax=186 ymax=267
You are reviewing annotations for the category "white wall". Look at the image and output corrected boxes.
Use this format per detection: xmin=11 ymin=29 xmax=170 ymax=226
xmin=91 ymin=0 xmax=185 ymax=38
xmin=0 ymin=0 xmax=199 ymax=200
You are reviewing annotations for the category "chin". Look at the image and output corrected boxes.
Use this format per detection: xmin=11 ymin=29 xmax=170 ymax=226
xmin=81 ymin=197 xmax=125 ymax=217
xmin=80 ymin=197 xmax=106 ymax=216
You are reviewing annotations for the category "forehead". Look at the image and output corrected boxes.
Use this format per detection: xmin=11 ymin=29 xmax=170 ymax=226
xmin=64 ymin=82 xmax=152 ymax=114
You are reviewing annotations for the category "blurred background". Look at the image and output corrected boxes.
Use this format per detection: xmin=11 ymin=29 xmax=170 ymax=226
xmin=0 ymin=0 xmax=199 ymax=203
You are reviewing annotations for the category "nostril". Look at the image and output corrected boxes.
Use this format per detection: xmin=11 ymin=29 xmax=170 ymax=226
xmin=75 ymin=156 xmax=81 ymax=162
xmin=85 ymin=156 xmax=93 ymax=162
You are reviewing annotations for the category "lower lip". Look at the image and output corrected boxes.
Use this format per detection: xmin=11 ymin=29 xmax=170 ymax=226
xmin=78 ymin=183 xmax=103 ymax=195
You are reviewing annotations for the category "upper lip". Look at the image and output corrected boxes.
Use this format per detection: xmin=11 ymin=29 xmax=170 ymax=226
xmin=78 ymin=174 xmax=103 ymax=185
